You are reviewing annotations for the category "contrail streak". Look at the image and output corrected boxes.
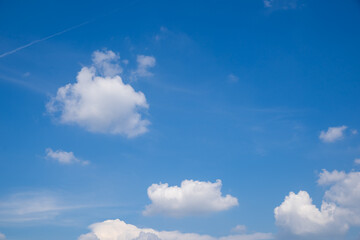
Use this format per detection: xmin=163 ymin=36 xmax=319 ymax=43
xmin=0 ymin=21 xmax=89 ymax=59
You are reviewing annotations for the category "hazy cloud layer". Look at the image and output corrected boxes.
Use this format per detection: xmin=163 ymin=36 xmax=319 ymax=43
xmin=143 ymin=179 xmax=238 ymax=217
xmin=47 ymin=50 xmax=150 ymax=138
xmin=78 ymin=219 xmax=273 ymax=240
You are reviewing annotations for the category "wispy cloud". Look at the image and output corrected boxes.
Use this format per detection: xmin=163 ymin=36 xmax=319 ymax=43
xmin=228 ymin=74 xmax=239 ymax=83
xmin=0 ymin=74 xmax=48 ymax=94
xmin=132 ymin=55 xmax=156 ymax=78
xmin=264 ymin=0 xmax=301 ymax=10
xmin=0 ymin=192 xmax=88 ymax=223
xmin=231 ymin=225 xmax=247 ymax=234
xmin=0 ymin=21 xmax=89 ymax=59
xmin=45 ymin=148 xmax=89 ymax=165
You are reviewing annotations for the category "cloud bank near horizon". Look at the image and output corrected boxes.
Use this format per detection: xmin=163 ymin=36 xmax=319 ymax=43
xmin=78 ymin=219 xmax=273 ymax=240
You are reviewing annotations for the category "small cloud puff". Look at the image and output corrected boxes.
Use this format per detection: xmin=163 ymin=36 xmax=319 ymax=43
xmin=264 ymin=0 xmax=300 ymax=10
xmin=319 ymin=126 xmax=347 ymax=143
xmin=46 ymin=49 xmax=150 ymax=138
xmin=231 ymin=225 xmax=247 ymax=234
xmin=143 ymin=179 xmax=238 ymax=217
xmin=78 ymin=219 xmax=273 ymax=240
xmin=134 ymin=55 xmax=156 ymax=77
xmin=45 ymin=148 xmax=89 ymax=165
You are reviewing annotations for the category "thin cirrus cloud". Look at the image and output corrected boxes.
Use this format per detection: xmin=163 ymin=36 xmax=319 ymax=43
xmin=45 ymin=148 xmax=89 ymax=165
xmin=143 ymin=179 xmax=238 ymax=217
xmin=0 ymin=21 xmax=89 ymax=59
xmin=274 ymin=169 xmax=360 ymax=239
xmin=319 ymin=126 xmax=348 ymax=143
xmin=0 ymin=191 xmax=80 ymax=223
xmin=46 ymin=50 xmax=151 ymax=138
xmin=78 ymin=219 xmax=273 ymax=240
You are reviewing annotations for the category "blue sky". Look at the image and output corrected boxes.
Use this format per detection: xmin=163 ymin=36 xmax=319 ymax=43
xmin=1 ymin=0 xmax=360 ymax=239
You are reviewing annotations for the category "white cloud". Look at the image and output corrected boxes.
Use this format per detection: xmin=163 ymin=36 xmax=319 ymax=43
xmin=78 ymin=219 xmax=273 ymax=240
xmin=321 ymin=171 xmax=360 ymax=211
xmin=317 ymin=170 xmax=346 ymax=186
xmin=0 ymin=233 xmax=6 ymax=240
xmin=92 ymin=50 xmax=122 ymax=77
xmin=134 ymin=232 xmax=161 ymax=240
xmin=275 ymin=170 xmax=360 ymax=238
xmin=46 ymin=49 xmax=150 ymax=138
xmin=220 ymin=234 xmax=273 ymax=240
xmin=231 ymin=225 xmax=247 ymax=234
xmin=134 ymin=55 xmax=156 ymax=77
xmin=45 ymin=148 xmax=89 ymax=165
xmin=355 ymin=159 xmax=360 ymax=165
xmin=274 ymin=191 xmax=344 ymax=236
xmin=319 ymin=126 xmax=347 ymax=143
xmin=143 ymin=179 xmax=238 ymax=217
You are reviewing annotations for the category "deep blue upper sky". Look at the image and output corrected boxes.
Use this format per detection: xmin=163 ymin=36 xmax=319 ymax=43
xmin=1 ymin=1 xmax=360 ymax=240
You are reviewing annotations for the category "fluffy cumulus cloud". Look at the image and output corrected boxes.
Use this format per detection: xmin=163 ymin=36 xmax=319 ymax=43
xmin=319 ymin=126 xmax=347 ymax=143
xmin=47 ymin=50 xmax=150 ymax=138
xmin=78 ymin=219 xmax=273 ymax=240
xmin=274 ymin=170 xmax=360 ymax=239
xmin=143 ymin=179 xmax=238 ymax=217
xmin=317 ymin=170 xmax=346 ymax=185
xmin=45 ymin=148 xmax=88 ymax=165
xmin=274 ymin=191 xmax=343 ymax=236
